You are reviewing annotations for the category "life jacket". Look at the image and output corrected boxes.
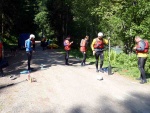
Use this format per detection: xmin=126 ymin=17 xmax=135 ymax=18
xmin=64 ymin=40 xmax=71 ymax=51
xmin=80 ymin=39 xmax=87 ymax=52
xmin=136 ymin=40 xmax=149 ymax=53
xmin=93 ymin=38 xmax=104 ymax=49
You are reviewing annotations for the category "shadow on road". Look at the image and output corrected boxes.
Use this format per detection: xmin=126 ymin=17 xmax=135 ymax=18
xmin=0 ymin=79 xmax=27 ymax=90
xmin=67 ymin=92 xmax=150 ymax=113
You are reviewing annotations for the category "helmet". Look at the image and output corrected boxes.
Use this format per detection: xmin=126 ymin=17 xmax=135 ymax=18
xmin=98 ymin=32 xmax=103 ymax=37
xmin=30 ymin=34 xmax=35 ymax=39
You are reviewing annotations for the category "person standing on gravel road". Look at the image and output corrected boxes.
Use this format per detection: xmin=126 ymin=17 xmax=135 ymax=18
xmin=25 ymin=34 xmax=35 ymax=71
xmin=133 ymin=36 xmax=149 ymax=84
xmin=91 ymin=32 xmax=110 ymax=73
xmin=64 ymin=36 xmax=73 ymax=65
xmin=80 ymin=36 xmax=89 ymax=66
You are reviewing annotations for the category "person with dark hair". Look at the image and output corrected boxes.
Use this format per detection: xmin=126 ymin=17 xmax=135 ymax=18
xmin=91 ymin=32 xmax=110 ymax=72
xmin=80 ymin=36 xmax=89 ymax=66
xmin=133 ymin=36 xmax=149 ymax=84
xmin=64 ymin=36 xmax=73 ymax=65
xmin=25 ymin=34 xmax=35 ymax=70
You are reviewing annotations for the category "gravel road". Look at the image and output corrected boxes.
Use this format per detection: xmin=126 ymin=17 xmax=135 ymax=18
xmin=0 ymin=42 xmax=150 ymax=113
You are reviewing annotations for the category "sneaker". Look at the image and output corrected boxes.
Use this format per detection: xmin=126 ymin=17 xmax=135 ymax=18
xmin=99 ymin=68 xmax=104 ymax=73
xmin=81 ymin=62 xmax=85 ymax=66
xmin=140 ymin=80 xmax=147 ymax=84
xmin=96 ymin=69 xmax=99 ymax=72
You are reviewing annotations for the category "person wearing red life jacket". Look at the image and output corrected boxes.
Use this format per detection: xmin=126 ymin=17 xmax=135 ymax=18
xmin=80 ymin=36 xmax=89 ymax=66
xmin=133 ymin=36 xmax=149 ymax=84
xmin=91 ymin=32 xmax=110 ymax=72
xmin=64 ymin=36 xmax=73 ymax=65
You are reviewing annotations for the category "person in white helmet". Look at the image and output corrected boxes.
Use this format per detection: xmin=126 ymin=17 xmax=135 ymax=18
xmin=25 ymin=34 xmax=35 ymax=70
xmin=91 ymin=32 xmax=110 ymax=72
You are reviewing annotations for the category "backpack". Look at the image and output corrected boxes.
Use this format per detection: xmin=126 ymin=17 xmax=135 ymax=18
xmin=136 ymin=39 xmax=149 ymax=53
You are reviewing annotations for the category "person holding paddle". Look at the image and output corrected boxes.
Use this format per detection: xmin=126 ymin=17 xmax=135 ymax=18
xmin=91 ymin=32 xmax=110 ymax=72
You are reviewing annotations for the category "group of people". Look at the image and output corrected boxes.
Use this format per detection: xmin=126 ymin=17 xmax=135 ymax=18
xmin=63 ymin=32 xmax=110 ymax=72
xmin=63 ymin=32 xmax=149 ymax=84
xmin=24 ymin=32 xmax=149 ymax=84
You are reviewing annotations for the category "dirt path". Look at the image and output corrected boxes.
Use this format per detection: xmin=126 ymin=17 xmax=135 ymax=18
xmin=0 ymin=42 xmax=150 ymax=113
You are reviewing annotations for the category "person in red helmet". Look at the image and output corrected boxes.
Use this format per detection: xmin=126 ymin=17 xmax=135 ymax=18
xmin=64 ymin=36 xmax=73 ymax=65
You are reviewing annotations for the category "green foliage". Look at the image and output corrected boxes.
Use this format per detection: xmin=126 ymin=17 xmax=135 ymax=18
xmin=2 ymin=35 xmax=18 ymax=49
xmin=71 ymin=48 xmax=150 ymax=80
xmin=69 ymin=48 xmax=150 ymax=81
xmin=103 ymin=50 xmax=150 ymax=80
xmin=70 ymin=49 xmax=83 ymax=58
xmin=34 ymin=11 xmax=54 ymax=38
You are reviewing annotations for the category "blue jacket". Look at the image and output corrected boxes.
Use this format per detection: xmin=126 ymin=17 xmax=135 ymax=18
xmin=25 ymin=39 xmax=32 ymax=52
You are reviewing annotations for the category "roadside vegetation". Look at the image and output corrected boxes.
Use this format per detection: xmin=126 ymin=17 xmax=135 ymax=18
xmin=69 ymin=48 xmax=150 ymax=82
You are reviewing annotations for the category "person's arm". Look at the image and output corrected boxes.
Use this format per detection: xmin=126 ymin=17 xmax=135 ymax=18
xmin=91 ymin=39 xmax=96 ymax=51
xmin=68 ymin=40 xmax=73 ymax=46
xmin=80 ymin=39 xmax=83 ymax=46
xmin=65 ymin=40 xmax=71 ymax=46
xmin=25 ymin=40 xmax=27 ymax=48
xmin=103 ymin=39 xmax=109 ymax=45
xmin=91 ymin=39 xmax=96 ymax=55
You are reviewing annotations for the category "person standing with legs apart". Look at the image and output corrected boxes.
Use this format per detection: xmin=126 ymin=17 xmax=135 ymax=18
xmin=133 ymin=36 xmax=149 ymax=84
xmin=80 ymin=36 xmax=89 ymax=66
xmin=64 ymin=36 xmax=73 ymax=65
xmin=25 ymin=34 xmax=35 ymax=71
xmin=91 ymin=32 xmax=110 ymax=72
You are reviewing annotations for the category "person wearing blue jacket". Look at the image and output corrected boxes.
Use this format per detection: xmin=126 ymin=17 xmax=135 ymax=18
xmin=25 ymin=34 xmax=35 ymax=70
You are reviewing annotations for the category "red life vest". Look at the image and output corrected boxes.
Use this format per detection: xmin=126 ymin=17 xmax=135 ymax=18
xmin=64 ymin=40 xmax=71 ymax=51
xmin=136 ymin=40 xmax=149 ymax=53
xmin=93 ymin=39 xmax=104 ymax=49
xmin=80 ymin=39 xmax=87 ymax=52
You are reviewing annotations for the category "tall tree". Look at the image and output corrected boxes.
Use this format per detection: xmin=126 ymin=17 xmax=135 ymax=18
xmin=46 ymin=0 xmax=73 ymax=45
xmin=0 ymin=0 xmax=38 ymax=38
xmin=34 ymin=0 xmax=53 ymax=38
